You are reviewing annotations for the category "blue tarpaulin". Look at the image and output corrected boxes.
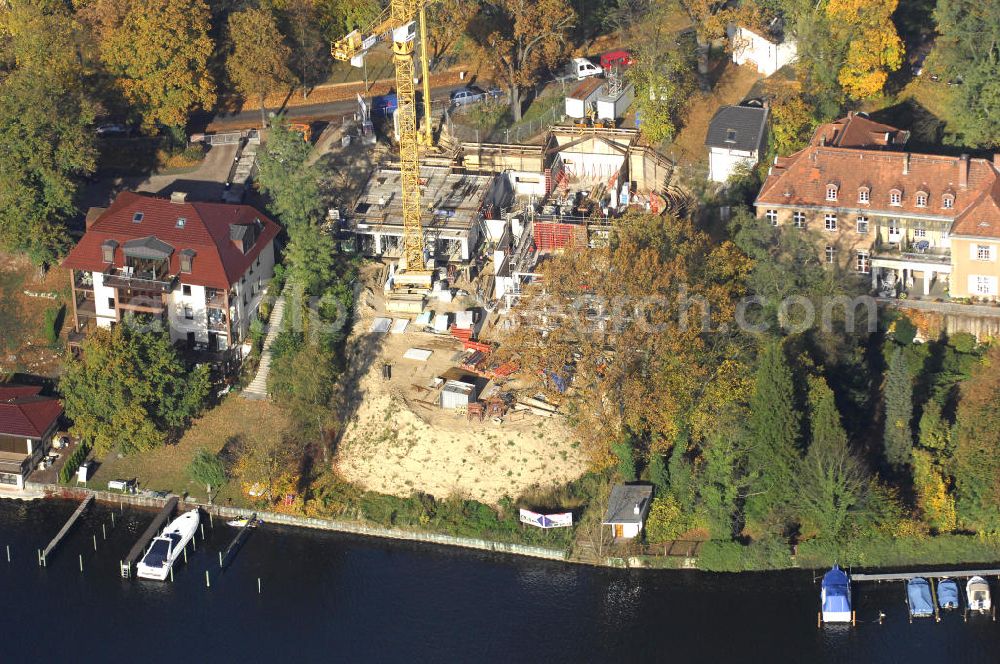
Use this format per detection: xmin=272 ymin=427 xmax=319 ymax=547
xmin=908 ymin=578 xmax=935 ymax=617
xmin=822 ymin=566 xmax=851 ymax=615
xmin=938 ymin=578 xmax=960 ymax=609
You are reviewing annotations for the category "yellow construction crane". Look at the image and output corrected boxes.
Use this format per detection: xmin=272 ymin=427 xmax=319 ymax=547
xmin=332 ymin=1 xmax=437 ymax=283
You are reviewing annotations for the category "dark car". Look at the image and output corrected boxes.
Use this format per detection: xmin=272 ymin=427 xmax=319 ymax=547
xmin=449 ymin=85 xmax=500 ymax=107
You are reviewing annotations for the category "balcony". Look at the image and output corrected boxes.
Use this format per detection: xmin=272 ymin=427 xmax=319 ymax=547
xmin=103 ymin=267 xmax=177 ymax=293
xmin=117 ymin=291 xmax=166 ymax=313
xmin=206 ymin=289 xmax=227 ymax=309
xmin=872 ymin=243 xmax=952 ymax=266
xmin=75 ymin=295 xmax=98 ymax=318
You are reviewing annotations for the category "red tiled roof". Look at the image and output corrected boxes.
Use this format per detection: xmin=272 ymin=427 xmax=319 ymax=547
xmin=61 ymin=192 xmax=281 ymax=289
xmin=0 ymin=386 xmax=63 ymax=438
xmin=953 ymin=180 xmax=1000 ymax=238
xmin=756 ymin=145 xmax=1000 ymax=232
xmin=811 ymin=113 xmax=910 ymax=149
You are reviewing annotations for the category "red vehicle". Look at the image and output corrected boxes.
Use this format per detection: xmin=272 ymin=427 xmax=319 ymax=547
xmin=600 ymin=50 xmax=633 ymax=70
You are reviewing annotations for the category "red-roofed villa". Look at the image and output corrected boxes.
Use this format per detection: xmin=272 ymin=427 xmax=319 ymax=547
xmin=62 ymin=191 xmax=280 ymax=357
xmin=0 ymin=385 xmax=63 ymax=490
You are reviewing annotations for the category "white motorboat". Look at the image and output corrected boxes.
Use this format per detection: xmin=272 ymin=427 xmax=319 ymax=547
xmin=226 ymin=515 xmax=261 ymax=528
xmin=967 ymin=576 xmax=992 ymax=613
xmin=136 ymin=510 xmax=200 ymax=581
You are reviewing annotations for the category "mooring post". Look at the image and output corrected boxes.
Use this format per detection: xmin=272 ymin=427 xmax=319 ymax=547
xmin=170 ymin=567 xmax=174 ymax=583
xmin=183 ymin=547 xmax=187 ymax=564
xmin=92 ymin=534 xmax=97 ymax=551
xmin=192 ymin=537 xmax=197 ymax=551
xmin=201 ymin=524 xmax=205 ymax=540
xmin=78 ymin=554 xmax=83 ymax=573
xmin=6 ymin=545 xmax=10 ymax=563
xmin=102 ymin=523 xmax=107 ymax=540
xmin=258 ymin=578 xmax=261 ymax=594
xmin=219 ymin=551 xmax=223 ymax=568
xmin=205 ymin=570 xmax=210 ymax=588
xmin=210 ymin=513 xmax=214 ymax=528
xmin=111 ymin=512 xmax=115 ymax=528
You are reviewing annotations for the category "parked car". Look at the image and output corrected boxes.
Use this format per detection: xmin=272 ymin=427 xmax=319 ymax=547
xmin=95 ymin=123 xmax=128 ymax=137
xmin=600 ymin=50 xmax=633 ymax=71
xmin=565 ymin=57 xmax=603 ymax=80
xmin=449 ymin=85 xmax=501 ymax=107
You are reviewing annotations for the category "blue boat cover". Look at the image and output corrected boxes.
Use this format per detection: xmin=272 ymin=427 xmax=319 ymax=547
xmin=822 ymin=566 xmax=851 ymax=614
xmin=938 ymin=579 xmax=960 ymax=608
xmin=908 ymin=578 xmax=934 ymax=616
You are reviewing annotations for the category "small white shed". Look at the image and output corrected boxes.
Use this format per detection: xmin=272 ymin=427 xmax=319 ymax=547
xmin=565 ymin=77 xmax=604 ymax=119
xmin=440 ymin=380 xmax=477 ymax=409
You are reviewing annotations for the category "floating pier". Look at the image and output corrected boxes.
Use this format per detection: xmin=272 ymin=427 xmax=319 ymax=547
xmin=220 ymin=513 xmax=258 ymax=570
xmin=38 ymin=495 xmax=93 ymax=566
xmin=120 ymin=496 xmax=179 ymax=578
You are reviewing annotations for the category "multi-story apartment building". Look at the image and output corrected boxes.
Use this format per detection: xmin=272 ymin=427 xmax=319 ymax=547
xmin=62 ymin=191 xmax=280 ymax=355
xmin=755 ymin=112 xmax=1000 ymax=301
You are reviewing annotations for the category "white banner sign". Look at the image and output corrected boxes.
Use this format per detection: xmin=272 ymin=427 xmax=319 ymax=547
xmin=519 ymin=509 xmax=573 ymax=529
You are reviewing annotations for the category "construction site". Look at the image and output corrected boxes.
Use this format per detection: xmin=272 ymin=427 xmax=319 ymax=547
xmin=327 ymin=7 xmax=686 ymax=503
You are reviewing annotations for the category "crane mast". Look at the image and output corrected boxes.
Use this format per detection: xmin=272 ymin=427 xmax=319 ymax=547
xmin=332 ymin=1 xmax=436 ymax=283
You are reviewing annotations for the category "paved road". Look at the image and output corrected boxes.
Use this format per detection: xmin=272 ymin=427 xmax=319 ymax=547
xmin=199 ymin=83 xmax=472 ymax=131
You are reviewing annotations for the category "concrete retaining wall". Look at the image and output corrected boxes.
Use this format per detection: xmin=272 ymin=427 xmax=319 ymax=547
xmin=26 ymin=483 xmax=568 ymax=563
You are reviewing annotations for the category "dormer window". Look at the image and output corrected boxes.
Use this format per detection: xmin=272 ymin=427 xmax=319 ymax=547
xmin=826 ymin=184 xmax=838 ymax=202
xmin=889 ymin=189 xmax=902 ymax=206
xmin=943 ymin=194 xmax=954 ymax=209
xmin=858 ymin=187 xmax=870 ymax=204
xmin=916 ymin=191 xmax=928 ymax=207
xmin=132 ymin=212 xmax=144 ymax=224
xmin=725 ymin=129 xmax=737 ymax=143
xmin=101 ymin=239 xmax=118 ymax=264
xmin=176 ymin=217 xmax=186 ymax=228
xmin=179 ymin=249 xmax=195 ymax=274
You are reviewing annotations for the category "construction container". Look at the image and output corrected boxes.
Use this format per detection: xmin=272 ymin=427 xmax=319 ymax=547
xmin=596 ymin=83 xmax=635 ymax=121
xmin=565 ymin=78 xmax=604 ymax=119
xmin=441 ymin=380 xmax=477 ymax=409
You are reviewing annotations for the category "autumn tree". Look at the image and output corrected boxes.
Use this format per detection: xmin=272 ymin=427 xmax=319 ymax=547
xmin=0 ymin=2 xmax=97 ymax=264
xmin=767 ymin=89 xmax=816 ymax=157
xmin=626 ymin=14 xmax=696 ymax=144
xmin=314 ymin=0 xmax=381 ymax=42
xmin=883 ymin=347 xmax=913 ymax=471
xmin=471 ymin=0 xmax=575 ymax=121
xmin=227 ymin=6 xmax=293 ymax=128
xmin=824 ymin=0 xmax=904 ymax=99
xmin=952 ymin=347 xmax=1000 ymax=532
xmin=425 ymin=0 xmax=479 ymax=64
xmin=268 ymin=344 xmax=336 ymax=446
xmin=99 ymin=0 xmax=216 ymax=129
xmin=60 ymin=324 xmax=210 ymax=455
xmin=931 ymin=0 xmax=1000 ymax=148
xmin=499 ymin=211 xmax=752 ymax=464
xmin=745 ymin=341 xmax=801 ymax=524
xmin=282 ymin=0 xmax=331 ymax=99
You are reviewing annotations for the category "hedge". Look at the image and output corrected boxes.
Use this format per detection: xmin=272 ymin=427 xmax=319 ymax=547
xmin=59 ymin=443 xmax=90 ymax=484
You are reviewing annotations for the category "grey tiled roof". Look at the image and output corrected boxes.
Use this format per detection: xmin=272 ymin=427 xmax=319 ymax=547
xmin=705 ymin=105 xmax=769 ymax=152
xmin=602 ymin=484 xmax=654 ymax=524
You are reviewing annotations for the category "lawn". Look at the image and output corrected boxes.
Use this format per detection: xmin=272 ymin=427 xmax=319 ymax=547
xmin=91 ymin=395 xmax=293 ymax=505
xmin=0 ymin=253 xmax=71 ymax=376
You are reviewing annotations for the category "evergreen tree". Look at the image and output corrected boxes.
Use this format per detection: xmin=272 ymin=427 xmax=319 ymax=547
xmin=883 ymin=347 xmax=914 ymax=471
xmin=952 ymin=347 xmax=1000 ymax=531
xmin=745 ymin=341 xmax=801 ymax=522
xmin=794 ymin=375 xmax=868 ymax=540
xmin=667 ymin=435 xmax=694 ymax=510
xmin=611 ymin=438 xmax=636 ymax=481
xmin=648 ymin=451 xmax=669 ymax=494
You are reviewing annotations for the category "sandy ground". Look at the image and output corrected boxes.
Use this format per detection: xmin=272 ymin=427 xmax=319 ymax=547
xmin=333 ymin=268 xmax=590 ymax=505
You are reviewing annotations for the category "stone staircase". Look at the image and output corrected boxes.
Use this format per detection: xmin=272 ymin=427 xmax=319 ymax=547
xmin=242 ymin=293 xmax=286 ymax=400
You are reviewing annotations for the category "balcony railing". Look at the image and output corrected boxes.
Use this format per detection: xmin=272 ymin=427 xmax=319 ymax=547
xmin=103 ymin=267 xmax=177 ymax=293
xmin=117 ymin=292 xmax=166 ymax=313
xmin=873 ymin=245 xmax=952 ymax=265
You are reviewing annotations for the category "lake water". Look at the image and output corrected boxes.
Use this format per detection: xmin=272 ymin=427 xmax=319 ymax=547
xmin=2 ymin=498 xmax=999 ymax=663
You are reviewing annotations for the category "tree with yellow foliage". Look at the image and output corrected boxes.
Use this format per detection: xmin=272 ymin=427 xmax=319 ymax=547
xmin=825 ymin=0 xmax=904 ymax=99
xmin=98 ymin=0 xmax=216 ymax=130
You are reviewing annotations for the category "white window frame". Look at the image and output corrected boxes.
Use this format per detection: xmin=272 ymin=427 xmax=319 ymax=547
xmin=824 ymin=213 xmax=837 ymax=231
xmin=765 ymin=209 xmax=778 ymax=225
xmin=856 ymin=216 xmax=869 ymax=234
xmin=793 ymin=211 xmax=806 ymax=229
xmin=889 ymin=190 xmax=902 ymax=206
xmin=826 ymin=185 xmax=838 ymax=202
xmin=858 ymin=188 xmax=870 ymax=204
xmin=972 ymin=275 xmax=998 ymax=296
xmin=974 ymin=244 xmax=995 ymax=262
xmin=856 ymin=250 xmax=870 ymax=274
xmin=825 ymin=246 xmax=835 ymax=264
xmin=943 ymin=195 xmax=954 ymax=209
xmin=916 ymin=193 xmax=927 ymax=208
xmin=914 ymin=228 xmax=927 ymax=238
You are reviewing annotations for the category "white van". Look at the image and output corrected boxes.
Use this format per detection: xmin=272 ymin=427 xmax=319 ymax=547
xmin=567 ymin=57 xmax=603 ymax=80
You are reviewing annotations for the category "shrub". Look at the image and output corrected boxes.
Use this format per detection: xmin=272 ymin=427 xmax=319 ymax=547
xmin=43 ymin=305 xmax=64 ymax=345
xmin=188 ymin=448 xmax=227 ymax=490
xmin=645 ymin=495 xmax=688 ymax=543
xmin=59 ymin=443 xmax=90 ymax=484
xmin=697 ymin=537 xmax=793 ymax=572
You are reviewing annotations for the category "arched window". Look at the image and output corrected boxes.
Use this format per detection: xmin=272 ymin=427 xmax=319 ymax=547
xmin=915 ymin=191 xmax=928 ymax=207
xmin=858 ymin=187 xmax=870 ymax=204
xmin=943 ymin=193 xmax=955 ymax=209
xmin=826 ymin=184 xmax=838 ymax=201
xmin=889 ymin=189 xmax=902 ymax=206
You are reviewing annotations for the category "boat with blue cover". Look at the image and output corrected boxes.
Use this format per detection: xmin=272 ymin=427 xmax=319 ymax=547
xmin=820 ymin=565 xmax=852 ymax=624
xmin=938 ymin=578 xmax=959 ymax=610
xmin=907 ymin=577 xmax=935 ymax=618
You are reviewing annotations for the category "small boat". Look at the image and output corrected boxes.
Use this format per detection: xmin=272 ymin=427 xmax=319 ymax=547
xmin=907 ymin=577 xmax=935 ymax=618
xmin=938 ymin=578 xmax=960 ymax=610
xmin=821 ymin=565 xmax=852 ymax=623
xmin=967 ymin=576 xmax=992 ymax=613
xmin=136 ymin=510 xmax=200 ymax=581
xmin=226 ymin=514 xmax=261 ymax=528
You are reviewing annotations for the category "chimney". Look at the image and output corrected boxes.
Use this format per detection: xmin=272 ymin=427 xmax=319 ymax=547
xmin=633 ymin=503 xmax=641 ymax=516
xmin=170 ymin=191 xmax=188 ymax=204
xmin=994 ymin=153 xmax=1000 ymax=169
xmin=847 ymin=110 xmax=855 ymax=119
xmin=903 ymin=152 xmax=910 ymax=175
xmin=959 ymin=154 xmax=969 ymax=189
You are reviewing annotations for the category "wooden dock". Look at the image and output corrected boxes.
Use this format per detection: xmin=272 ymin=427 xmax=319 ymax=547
xmin=120 ymin=496 xmax=179 ymax=578
xmin=852 ymin=569 xmax=1000 ymax=582
xmin=38 ymin=495 xmax=93 ymax=566
xmin=220 ymin=513 xmax=257 ymax=570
